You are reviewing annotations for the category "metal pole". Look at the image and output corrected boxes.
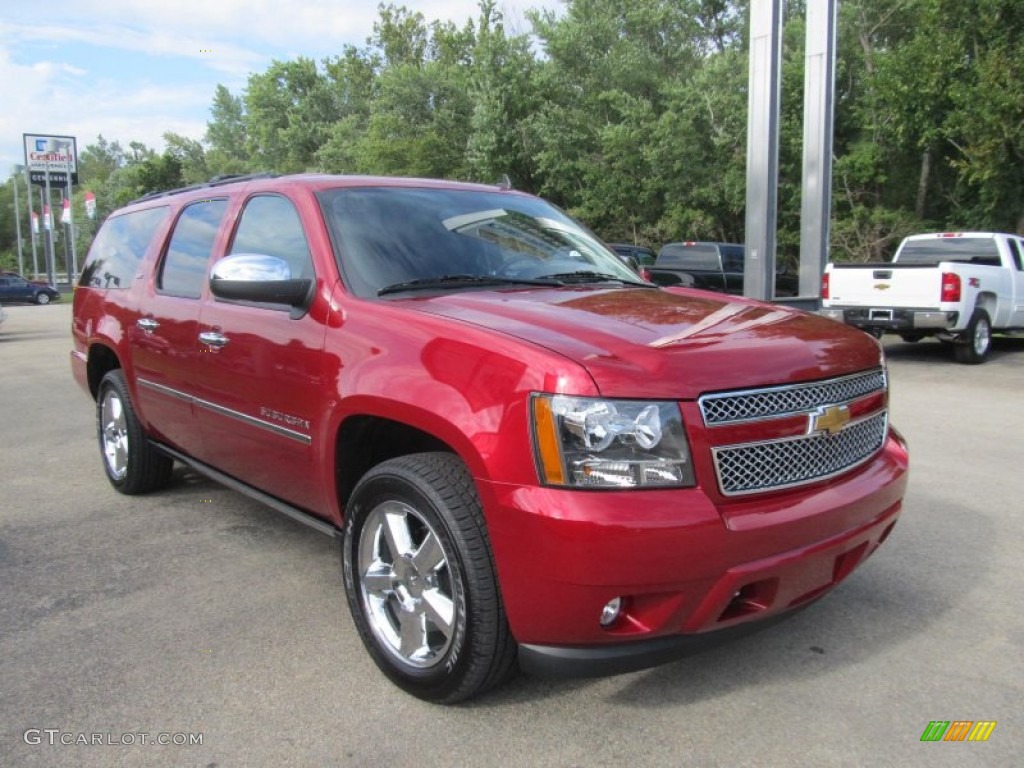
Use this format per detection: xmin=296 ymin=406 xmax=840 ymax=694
xmin=26 ymin=167 xmax=39 ymax=278
xmin=743 ymin=0 xmax=784 ymax=301
xmin=44 ymin=167 xmax=56 ymax=287
xmin=65 ymin=172 xmax=78 ymax=281
xmin=12 ymin=166 xmax=25 ymax=277
xmin=798 ymin=0 xmax=839 ymax=301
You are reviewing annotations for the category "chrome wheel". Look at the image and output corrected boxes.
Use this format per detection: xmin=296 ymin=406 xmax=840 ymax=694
xmin=357 ymin=500 xmax=456 ymax=668
xmin=100 ymin=388 xmax=129 ymax=480
xmin=972 ymin=314 xmax=991 ymax=357
xmin=955 ymin=309 xmax=992 ymax=364
xmin=35 ymin=292 xmax=51 ymax=305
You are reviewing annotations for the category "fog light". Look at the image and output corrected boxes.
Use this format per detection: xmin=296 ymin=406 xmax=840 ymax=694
xmin=600 ymin=597 xmax=623 ymax=627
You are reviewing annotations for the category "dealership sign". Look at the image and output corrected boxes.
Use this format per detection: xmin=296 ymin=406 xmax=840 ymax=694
xmin=23 ymin=133 xmax=78 ymax=185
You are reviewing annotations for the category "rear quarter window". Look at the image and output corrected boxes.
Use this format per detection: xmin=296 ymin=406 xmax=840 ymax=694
xmin=79 ymin=206 xmax=170 ymax=290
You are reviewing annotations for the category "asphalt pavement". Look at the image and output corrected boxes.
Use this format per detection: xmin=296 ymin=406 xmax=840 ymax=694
xmin=1 ymin=302 xmax=1020 ymax=767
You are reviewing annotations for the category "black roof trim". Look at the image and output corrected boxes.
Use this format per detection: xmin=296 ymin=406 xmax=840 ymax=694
xmin=131 ymin=173 xmax=277 ymax=204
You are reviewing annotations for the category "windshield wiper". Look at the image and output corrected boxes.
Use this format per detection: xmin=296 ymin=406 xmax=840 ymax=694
xmin=378 ymin=274 xmax=562 ymax=296
xmin=537 ymin=271 xmax=654 ymax=287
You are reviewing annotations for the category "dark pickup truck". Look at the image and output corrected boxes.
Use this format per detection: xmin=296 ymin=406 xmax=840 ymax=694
xmin=649 ymin=242 xmax=798 ymax=297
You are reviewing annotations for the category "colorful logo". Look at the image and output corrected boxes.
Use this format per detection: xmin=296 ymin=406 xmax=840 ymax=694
xmin=920 ymin=721 xmax=997 ymax=742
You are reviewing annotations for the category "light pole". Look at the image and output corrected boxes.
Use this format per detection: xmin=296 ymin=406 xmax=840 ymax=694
xmin=25 ymin=166 xmax=39 ymax=278
xmin=12 ymin=165 xmax=26 ymax=276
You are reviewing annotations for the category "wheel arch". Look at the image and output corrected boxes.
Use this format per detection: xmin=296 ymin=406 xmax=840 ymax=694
xmin=973 ymin=291 xmax=998 ymax=321
xmin=334 ymin=412 xmax=472 ymax=512
xmin=86 ymin=343 xmax=122 ymax=400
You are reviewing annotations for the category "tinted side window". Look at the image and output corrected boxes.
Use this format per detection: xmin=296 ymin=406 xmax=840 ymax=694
xmin=229 ymin=195 xmax=313 ymax=280
xmin=721 ymin=248 xmax=744 ymax=273
xmin=79 ymin=206 xmax=169 ymax=290
xmin=159 ymin=200 xmax=228 ymax=299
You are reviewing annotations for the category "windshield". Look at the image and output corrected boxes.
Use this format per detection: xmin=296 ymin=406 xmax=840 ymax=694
xmin=317 ymin=186 xmax=642 ymax=297
xmin=897 ymin=237 xmax=1002 ymax=265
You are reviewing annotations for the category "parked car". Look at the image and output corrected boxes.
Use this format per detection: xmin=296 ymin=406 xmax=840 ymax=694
xmin=0 ymin=274 xmax=60 ymax=305
xmin=650 ymin=241 xmax=799 ymax=296
xmin=822 ymin=232 xmax=1024 ymax=363
xmin=607 ymin=243 xmax=657 ymax=270
xmin=72 ymin=174 xmax=908 ymax=703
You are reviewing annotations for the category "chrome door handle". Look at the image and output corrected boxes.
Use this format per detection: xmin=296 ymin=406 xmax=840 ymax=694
xmin=198 ymin=331 xmax=229 ymax=348
xmin=137 ymin=318 xmax=160 ymax=332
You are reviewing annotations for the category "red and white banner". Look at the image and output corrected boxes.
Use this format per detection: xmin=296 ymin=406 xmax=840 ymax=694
xmin=43 ymin=205 xmax=52 ymax=231
xmin=84 ymin=191 xmax=96 ymax=219
xmin=62 ymin=198 xmax=72 ymax=224
xmin=31 ymin=211 xmax=39 ymax=234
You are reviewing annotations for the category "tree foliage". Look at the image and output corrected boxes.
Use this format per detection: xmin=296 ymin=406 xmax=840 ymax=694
xmin=15 ymin=0 xmax=1022 ymax=268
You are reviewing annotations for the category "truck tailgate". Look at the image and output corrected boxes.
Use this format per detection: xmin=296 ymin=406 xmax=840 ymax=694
xmin=829 ymin=264 xmax=938 ymax=308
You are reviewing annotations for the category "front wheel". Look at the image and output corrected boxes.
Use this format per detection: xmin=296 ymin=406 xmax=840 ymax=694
xmin=35 ymin=291 xmax=51 ymax=305
xmin=96 ymin=370 xmax=174 ymax=494
xmin=342 ymin=453 xmax=516 ymax=703
xmin=954 ymin=309 xmax=992 ymax=364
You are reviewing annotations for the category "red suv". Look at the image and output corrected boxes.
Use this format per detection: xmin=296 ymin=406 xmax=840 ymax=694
xmin=72 ymin=174 xmax=909 ymax=702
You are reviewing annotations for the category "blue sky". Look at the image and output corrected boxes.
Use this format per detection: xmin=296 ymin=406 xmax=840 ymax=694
xmin=1 ymin=0 xmax=544 ymax=180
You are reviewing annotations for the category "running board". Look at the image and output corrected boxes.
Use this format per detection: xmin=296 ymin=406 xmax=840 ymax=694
xmin=153 ymin=442 xmax=341 ymax=539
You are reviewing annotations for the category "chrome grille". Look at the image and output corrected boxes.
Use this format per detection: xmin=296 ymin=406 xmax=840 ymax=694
xmin=713 ymin=412 xmax=888 ymax=496
xmin=699 ymin=370 xmax=886 ymax=425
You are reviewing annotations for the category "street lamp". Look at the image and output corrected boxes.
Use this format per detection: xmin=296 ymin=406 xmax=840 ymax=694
xmin=12 ymin=164 xmax=26 ymax=276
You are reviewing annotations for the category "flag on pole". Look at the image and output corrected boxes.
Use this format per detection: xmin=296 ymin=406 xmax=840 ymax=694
xmin=43 ymin=205 xmax=52 ymax=231
xmin=62 ymin=198 xmax=72 ymax=224
xmin=31 ymin=211 xmax=39 ymax=234
xmin=84 ymin=191 xmax=96 ymax=219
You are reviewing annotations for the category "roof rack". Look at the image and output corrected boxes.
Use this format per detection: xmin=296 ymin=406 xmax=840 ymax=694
xmin=131 ymin=172 xmax=277 ymax=204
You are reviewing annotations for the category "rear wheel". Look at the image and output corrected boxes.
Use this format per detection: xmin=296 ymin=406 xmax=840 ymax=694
xmin=954 ymin=309 xmax=992 ymax=364
xmin=97 ymin=370 xmax=174 ymax=493
xmin=342 ymin=453 xmax=516 ymax=703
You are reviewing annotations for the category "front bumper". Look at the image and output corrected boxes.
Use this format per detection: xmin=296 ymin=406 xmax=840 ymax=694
xmin=821 ymin=306 xmax=958 ymax=333
xmin=479 ymin=431 xmax=908 ymax=672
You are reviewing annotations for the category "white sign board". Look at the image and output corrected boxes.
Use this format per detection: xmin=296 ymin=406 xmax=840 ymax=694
xmin=23 ymin=133 xmax=78 ymax=181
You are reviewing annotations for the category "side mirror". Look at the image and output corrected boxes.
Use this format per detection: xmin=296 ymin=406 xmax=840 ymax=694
xmin=209 ymin=253 xmax=312 ymax=308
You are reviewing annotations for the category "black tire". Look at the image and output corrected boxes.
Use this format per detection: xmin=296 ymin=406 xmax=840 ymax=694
xmin=342 ymin=453 xmax=516 ymax=703
xmin=898 ymin=333 xmax=923 ymax=343
xmin=35 ymin=291 xmax=51 ymax=305
xmin=96 ymin=370 xmax=174 ymax=494
xmin=953 ymin=309 xmax=992 ymax=364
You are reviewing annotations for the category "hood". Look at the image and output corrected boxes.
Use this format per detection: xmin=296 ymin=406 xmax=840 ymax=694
xmin=401 ymin=286 xmax=883 ymax=399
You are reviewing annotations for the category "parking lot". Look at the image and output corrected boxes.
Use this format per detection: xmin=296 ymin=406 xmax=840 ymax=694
xmin=1 ymin=301 xmax=1020 ymax=767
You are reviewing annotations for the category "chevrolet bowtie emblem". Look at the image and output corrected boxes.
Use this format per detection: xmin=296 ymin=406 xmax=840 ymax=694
xmin=874 ymin=283 xmax=890 ymax=290
xmin=810 ymin=405 xmax=851 ymax=436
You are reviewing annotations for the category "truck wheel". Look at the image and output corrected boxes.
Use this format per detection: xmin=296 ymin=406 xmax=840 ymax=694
xmin=898 ymin=333 xmax=923 ymax=343
xmin=954 ymin=309 xmax=992 ymax=364
xmin=342 ymin=453 xmax=516 ymax=703
xmin=97 ymin=370 xmax=174 ymax=494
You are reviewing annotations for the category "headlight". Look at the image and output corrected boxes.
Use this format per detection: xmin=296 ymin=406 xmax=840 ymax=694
xmin=530 ymin=394 xmax=696 ymax=488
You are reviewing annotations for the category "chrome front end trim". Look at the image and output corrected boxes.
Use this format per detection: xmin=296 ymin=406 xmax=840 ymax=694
xmin=711 ymin=411 xmax=889 ymax=496
xmin=698 ymin=369 xmax=887 ymax=426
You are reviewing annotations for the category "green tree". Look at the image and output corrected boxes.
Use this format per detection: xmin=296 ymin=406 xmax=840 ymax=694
xmin=204 ymin=85 xmax=250 ymax=176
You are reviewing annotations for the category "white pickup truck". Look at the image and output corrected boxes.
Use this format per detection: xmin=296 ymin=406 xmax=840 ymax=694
xmin=821 ymin=232 xmax=1024 ymax=363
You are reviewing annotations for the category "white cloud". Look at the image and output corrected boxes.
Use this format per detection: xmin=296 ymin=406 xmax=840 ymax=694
xmin=0 ymin=0 xmax=549 ymax=175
